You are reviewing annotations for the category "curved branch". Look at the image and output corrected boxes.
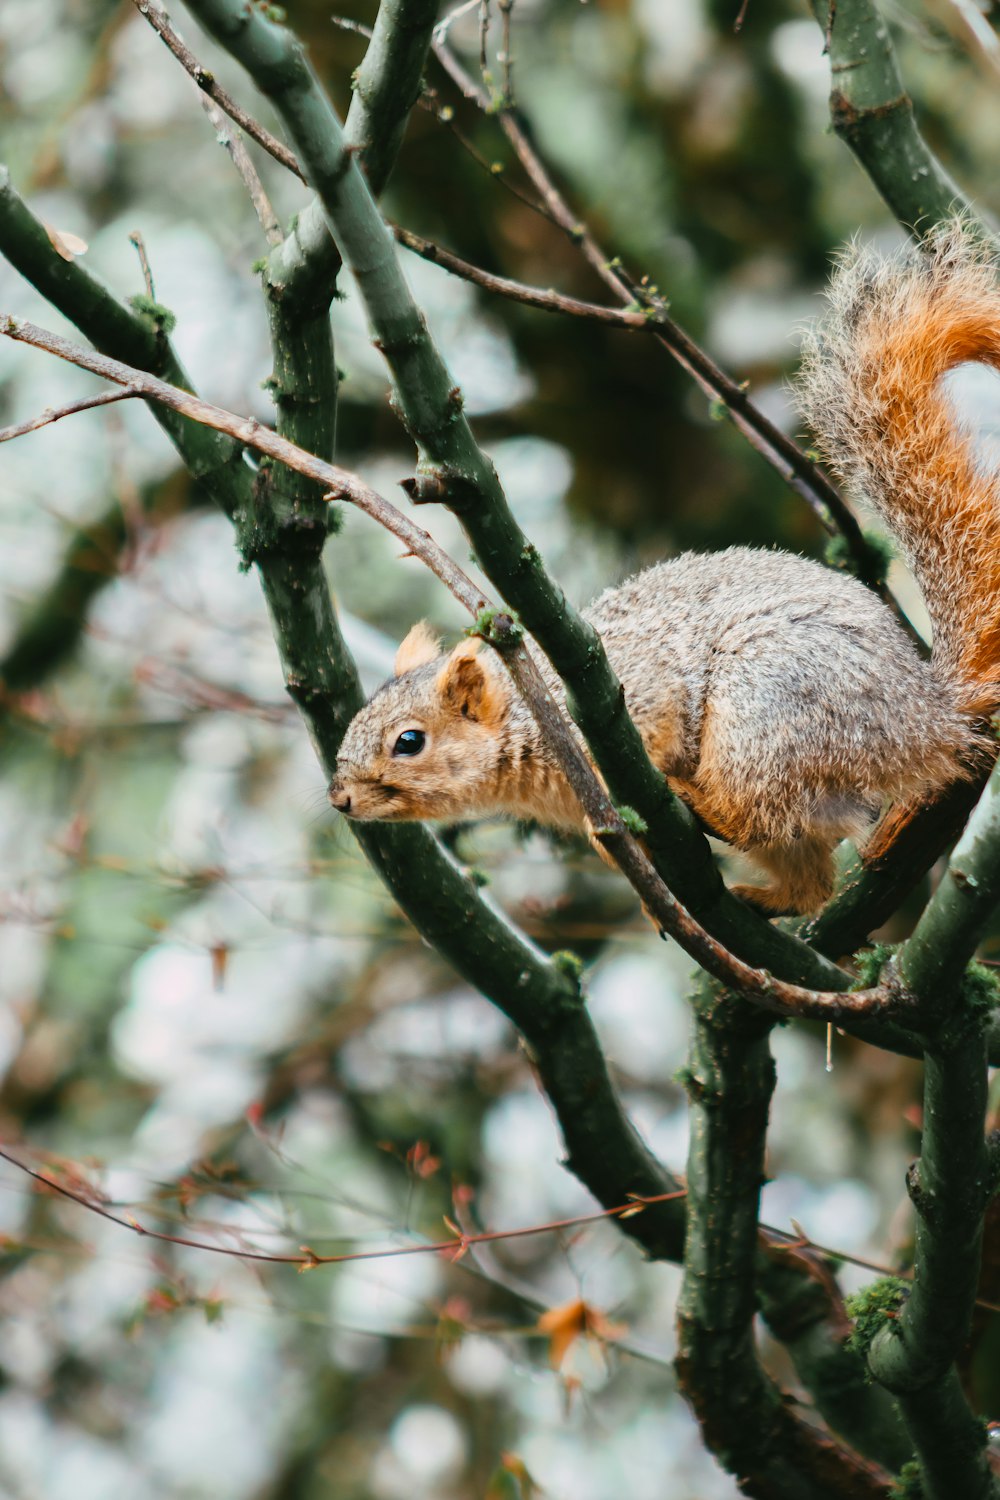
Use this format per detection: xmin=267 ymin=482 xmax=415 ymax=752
xmin=132 ymin=0 xmax=303 ymax=179
xmin=900 ymin=769 xmax=1000 ymax=1011
xmin=1 ymin=315 xmax=890 ymax=1021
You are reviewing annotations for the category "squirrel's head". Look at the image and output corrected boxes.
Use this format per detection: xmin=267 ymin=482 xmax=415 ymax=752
xmin=329 ymin=622 xmax=513 ymax=823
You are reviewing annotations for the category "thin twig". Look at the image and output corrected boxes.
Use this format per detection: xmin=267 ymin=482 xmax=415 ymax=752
xmin=0 ymin=310 xmax=908 ymax=1024
xmin=432 ymin=0 xmax=481 ymax=43
xmin=393 ymin=224 xmax=649 ymax=327
xmin=498 ymin=0 xmax=513 ymax=104
xmin=430 ymin=39 xmax=882 ymax=578
xmin=199 ymin=91 xmax=283 ymax=244
xmin=479 ymin=0 xmax=489 ymax=72
xmin=329 ymin=14 xmax=374 ymax=41
xmin=0 ymin=386 xmax=141 ymax=443
xmin=130 ymin=0 xmax=305 ymax=181
xmin=0 ymin=1142 xmax=686 ymax=1268
xmin=128 ymin=231 xmax=155 ymax=298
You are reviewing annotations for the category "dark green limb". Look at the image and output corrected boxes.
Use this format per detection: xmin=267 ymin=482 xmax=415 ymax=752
xmin=815 ymin=0 xmax=985 ymax=238
xmin=676 ymin=979 xmax=892 ymax=1497
xmin=757 ymin=1246 xmax=912 ymax=1473
xmin=0 ymin=166 xmax=247 ymax=515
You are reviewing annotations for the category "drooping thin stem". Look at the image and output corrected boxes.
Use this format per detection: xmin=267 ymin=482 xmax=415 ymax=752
xmin=200 ymin=93 xmax=283 ymax=244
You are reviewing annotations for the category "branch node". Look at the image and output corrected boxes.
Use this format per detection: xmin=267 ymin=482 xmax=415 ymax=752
xmin=466 ymin=605 xmax=524 ymax=651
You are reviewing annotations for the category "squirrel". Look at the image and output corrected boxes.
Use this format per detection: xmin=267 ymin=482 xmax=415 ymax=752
xmin=329 ymin=224 xmax=1000 ymax=915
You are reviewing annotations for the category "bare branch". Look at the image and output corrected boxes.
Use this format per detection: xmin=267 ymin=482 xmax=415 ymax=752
xmin=128 ymin=231 xmax=156 ymax=298
xmin=393 ymin=224 xmax=650 ymax=327
xmin=0 ymin=1143 xmax=686 ymax=1270
xmin=130 ymin=0 xmax=304 ymax=181
xmin=430 ymin=38 xmax=887 ymax=587
xmin=199 ymin=91 xmax=283 ymax=244
xmin=0 ymin=385 xmax=141 ymax=444
xmin=329 ymin=15 xmax=374 ymax=41
xmin=432 ymin=0 xmax=481 ymax=43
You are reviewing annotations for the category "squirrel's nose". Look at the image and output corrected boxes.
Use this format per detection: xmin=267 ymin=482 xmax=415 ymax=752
xmin=329 ymin=782 xmax=352 ymax=814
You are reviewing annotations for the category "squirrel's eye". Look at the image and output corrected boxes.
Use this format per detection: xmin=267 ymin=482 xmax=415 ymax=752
xmin=392 ymin=729 xmax=426 ymax=757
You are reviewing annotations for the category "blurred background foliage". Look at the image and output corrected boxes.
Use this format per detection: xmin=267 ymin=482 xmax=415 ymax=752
xmin=1 ymin=0 xmax=1000 ymax=1496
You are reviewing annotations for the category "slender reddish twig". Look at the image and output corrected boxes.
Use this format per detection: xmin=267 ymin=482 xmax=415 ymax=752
xmin=0 ymin=1144 xmax=685 ymax=1268
xmin=0 ymin=385 xmax=141 ymax=443
xmin=131 ymin=0 xmax=304 ymax=181
xmin=9 ymin=1143 xmax=999 ymax=1314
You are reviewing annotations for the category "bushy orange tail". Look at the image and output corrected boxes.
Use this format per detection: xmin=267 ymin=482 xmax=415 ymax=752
xmin=796 ymin=222 xmax=1000 ymax=719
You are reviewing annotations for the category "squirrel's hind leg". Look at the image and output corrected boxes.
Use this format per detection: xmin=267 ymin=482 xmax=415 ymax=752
xmin=730 ymin=835 xmax=836 ymax=917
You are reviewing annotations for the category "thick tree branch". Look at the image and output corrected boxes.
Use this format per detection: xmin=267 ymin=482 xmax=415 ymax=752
xmin=676 ymin=982 xmax=893 ymax=1498
xmin=865 ymin=1012 xmax=996 ymax=1499
xmin=803 ymin=756 xmax=998 ymax=959
xmin=756 ymin=1242 xmax=912 ymax=1473
xmin=900 ymin=771 xmax=1000 ymax=1012
xmin=815 ymin=0 xmax=989 ymax=237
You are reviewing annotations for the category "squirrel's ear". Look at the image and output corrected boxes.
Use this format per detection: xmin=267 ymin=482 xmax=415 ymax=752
xmin=436 ymin=640 xmax=505 ymax=724
xmin=394 ymin=621 xmax=442 ymax=676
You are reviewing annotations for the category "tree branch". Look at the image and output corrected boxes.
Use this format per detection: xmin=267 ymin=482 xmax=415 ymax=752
xmin=899 ymin=768 xmax=1000 ymax=1013
xmin=865 ymin=1013 xmax=997 ymax=1499
xmin=0 ymin=165 xmax=247 ymax=515
xmin=0 ymin=386 xmax=140 ymax=443
xmin=676 ymin=982 xmax=893 ymax=1498
xmin=803 ymin=756 xmax=998 ymax=959
xmin=430 ymin=38 xmax=888 ymax=592
xmin=200 ymin=92 xmax=283 ymax=244
xmin=180 ymin=0 xmax=867 ymax=1004
xmin=132 ymin=0 xmax=303 ymax=178
xmin=2 ymin=313 xmax=905 ymax=1024
xmin=392 ymin=223 xmax=653 ymax=327
xmin=815 ymin=0 xmax=989 ymax=237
